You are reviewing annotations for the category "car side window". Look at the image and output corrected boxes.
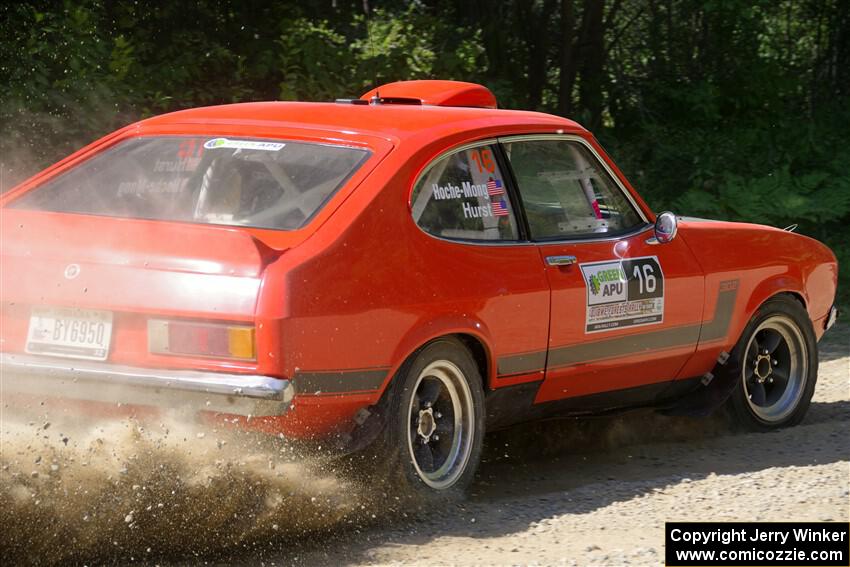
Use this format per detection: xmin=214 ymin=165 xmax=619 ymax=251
xmin=503 ymin=139 xmax=644 ymax=240
xmin=411 ymin=144 xmax=519 ymax=241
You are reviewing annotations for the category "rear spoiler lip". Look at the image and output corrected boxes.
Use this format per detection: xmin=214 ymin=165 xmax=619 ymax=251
xmin=249 ymin=234 xmax=288 ymax=268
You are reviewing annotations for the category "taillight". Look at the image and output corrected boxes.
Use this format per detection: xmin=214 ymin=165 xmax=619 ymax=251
xmin=148 ymin=320 xmax=255 ymax=360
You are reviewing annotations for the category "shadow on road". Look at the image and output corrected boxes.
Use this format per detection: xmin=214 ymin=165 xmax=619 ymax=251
xmin=190 ymin=326 xmax=850 ymax=567
xmin=212 ymin=397 xmax=847 ymax=567
xmin=819 ymin=322 xmax=849 ymax=362
xmin=314 ymin=401 xmax=848 ymax=564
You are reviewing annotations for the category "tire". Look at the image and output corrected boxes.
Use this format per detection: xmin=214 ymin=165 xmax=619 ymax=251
xmin=379 ymin=337 xmax=486 ymax=501
xmin=726 ymin=295 xmax=818 ymax=430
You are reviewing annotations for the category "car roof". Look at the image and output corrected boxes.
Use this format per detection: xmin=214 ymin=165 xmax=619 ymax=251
xmin=139 ymin=101 xmax=587 ymax=145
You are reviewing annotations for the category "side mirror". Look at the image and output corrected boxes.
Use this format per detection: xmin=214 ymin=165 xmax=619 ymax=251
xmin=653 ymin=211 xmax=678 ymax=244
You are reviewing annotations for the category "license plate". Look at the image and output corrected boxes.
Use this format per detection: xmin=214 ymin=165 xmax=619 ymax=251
xmin=26 ymin=307 xmax=113 ymax=361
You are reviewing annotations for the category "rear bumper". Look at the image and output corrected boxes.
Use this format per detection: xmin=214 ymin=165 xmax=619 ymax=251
xmin=0 ymin=353 xmax=294 ymax=417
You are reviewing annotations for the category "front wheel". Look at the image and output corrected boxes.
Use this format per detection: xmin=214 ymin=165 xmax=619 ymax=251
xmin=726 ymin=295 xmax=818 ymax=430
xmin=382 ymin=338 xmax=485 ymax=500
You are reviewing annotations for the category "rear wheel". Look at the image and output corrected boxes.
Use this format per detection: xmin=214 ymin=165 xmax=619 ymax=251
xmin=382 ymin=338 xmax=485 ymax=500
xmin=727 ymin=295 xmax=818 ymax=430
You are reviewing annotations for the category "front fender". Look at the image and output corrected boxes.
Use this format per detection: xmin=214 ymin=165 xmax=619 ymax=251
xmin=676 ymin=221 xmax=837 ymax=378
xmin=745 ymin=273 xmax=807 ymax=319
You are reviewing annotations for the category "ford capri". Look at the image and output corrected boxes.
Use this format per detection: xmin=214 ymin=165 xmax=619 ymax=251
xmin=0 ymin=80 xmax=839 ymax=498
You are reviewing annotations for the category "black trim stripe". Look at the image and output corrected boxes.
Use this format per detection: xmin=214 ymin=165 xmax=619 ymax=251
xmin=547 ymin=326 xmax=700 ymax=368
xmin=294 ymin=283 xmax=738 ymax=392
xmin=293 ymin=369 xmax=388 ymax=395
xmin=496 ymin=350 xmax=547 ymax=376
xmin=549 ymin=283 xmax=737 ymax=367
xmin=497 ymin=281 xmax=739 ymax=375
xmin=485 ymin=375 xmax=706 ymax=430
xmin=700 ymin=280 xmax=740 ymax=341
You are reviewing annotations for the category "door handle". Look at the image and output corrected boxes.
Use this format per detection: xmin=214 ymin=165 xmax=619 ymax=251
xmin=546 ymin=255 xmax=577 ymax=267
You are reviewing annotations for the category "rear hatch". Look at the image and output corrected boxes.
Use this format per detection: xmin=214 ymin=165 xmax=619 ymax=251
xmin=1 ymin=209 xmax=268 ymax=371
xmin=1 ymin=134 xmax=375 ymax=374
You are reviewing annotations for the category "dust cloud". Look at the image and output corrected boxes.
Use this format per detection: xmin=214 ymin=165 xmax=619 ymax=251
xmin=0 ymin=372 xmax=738 ymax=566
xmin=0 ymin=390 xmax=737 ymax=566
xmin=1 ymin=93 xmax=136 ymax=194
xmin=0 ymin=405 xmax=376 ymax=566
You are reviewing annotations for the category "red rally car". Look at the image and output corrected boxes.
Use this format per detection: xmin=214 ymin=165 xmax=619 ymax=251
xmin=0 ymin=80 xmax=839 ymax=497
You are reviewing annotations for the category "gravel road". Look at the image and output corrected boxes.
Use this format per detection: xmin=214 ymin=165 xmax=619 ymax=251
xmin=3 ymin=325 xmax=847 ymax=566
xmin=252 ymin=323 xmax=849 ymax=567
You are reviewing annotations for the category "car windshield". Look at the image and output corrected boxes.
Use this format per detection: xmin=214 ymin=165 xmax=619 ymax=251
xmin=11 ymin=136 xmax=371 ymax=230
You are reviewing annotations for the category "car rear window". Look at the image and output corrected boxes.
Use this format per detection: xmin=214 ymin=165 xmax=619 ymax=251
xmin=11 ymin=136 xmax=371 ymax=230
xmin=411 ymin=143 xmax=519 ymax=241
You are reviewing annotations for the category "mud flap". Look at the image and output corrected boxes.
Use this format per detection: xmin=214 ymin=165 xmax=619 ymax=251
xmin=659 ymin=351 xmax=741 ymax=418
xmin=333 ymin=406 xmax=387 ymax=455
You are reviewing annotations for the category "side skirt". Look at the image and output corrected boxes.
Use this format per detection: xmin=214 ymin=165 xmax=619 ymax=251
xmin=484 ymin=376 xmax=705 ymax=431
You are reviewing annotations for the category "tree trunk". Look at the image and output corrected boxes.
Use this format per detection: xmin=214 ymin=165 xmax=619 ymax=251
xmin=577 ymin=0 xmax=606 ymax=128
xmin=558 ymin=0 xmax=577 ymax=116
xmin=516 ymin=0 xmax=556 ymax=110
xmin=835 ymin=0 xmax=850 ymax=98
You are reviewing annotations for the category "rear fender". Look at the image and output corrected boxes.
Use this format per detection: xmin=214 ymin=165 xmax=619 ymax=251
xmin=380 ymin=314 xmax=496 ymax=398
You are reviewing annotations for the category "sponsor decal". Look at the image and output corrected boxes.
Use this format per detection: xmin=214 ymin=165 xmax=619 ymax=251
xmin=203 ymin=138 xmax=285 ymax=151
xmin=491 ymin=198 xmax=510 ymax=216
xmin=486 ymin=177 xmax=504 ymax=195
xmin=431 ymin=180 xmax=494 ymax=200
xmin=431 ymin=177 xmax=510 ymax=219
xmin=580 ymin=256 xmax=665 ymax=333
xmin=461 ymin=201 xmax=492 ymax=218
xmin=497 ymin=280 xmax=739 ymax=374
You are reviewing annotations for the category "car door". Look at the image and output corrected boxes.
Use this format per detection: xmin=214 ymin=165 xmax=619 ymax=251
xmin=408 ymin=139 xmax=552 ymax=388
xmin=500 ymin=134 xmax=705 ymax=406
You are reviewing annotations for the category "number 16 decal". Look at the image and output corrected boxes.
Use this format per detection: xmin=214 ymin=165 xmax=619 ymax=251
xmin=580 ymin=256 xmax=665 ymax=333
xmin=622 ymin=257 xmax=664 ymax=300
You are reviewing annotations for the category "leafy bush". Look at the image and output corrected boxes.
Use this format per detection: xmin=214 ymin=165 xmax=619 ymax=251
xmin=2 ymin=1 xmax=847 ymax=306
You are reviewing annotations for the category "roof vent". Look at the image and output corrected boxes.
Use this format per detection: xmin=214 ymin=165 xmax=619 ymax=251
xmin=335 ymin=96 xmax=422 ymax=106
xmin=357 ymin=80 xmax=497 ymax=109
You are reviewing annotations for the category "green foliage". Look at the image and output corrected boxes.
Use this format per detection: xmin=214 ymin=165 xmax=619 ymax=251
xmin=275 ymin=7 xmax=484 ymax=101
xmin=1 ymin=0 xmax=847 ymax=305
xmin=277 ymin=19 xmax=353 ymax=101
xmin=1 ymin=2 xmax=133 ymax=172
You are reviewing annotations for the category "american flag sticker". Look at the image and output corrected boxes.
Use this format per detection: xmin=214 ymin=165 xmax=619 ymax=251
xmin=486 ymin=177 xmax=504 ymax=195
xmin=492 ymin=198 xmax=510 ymax=216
